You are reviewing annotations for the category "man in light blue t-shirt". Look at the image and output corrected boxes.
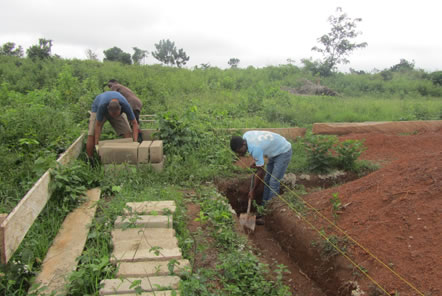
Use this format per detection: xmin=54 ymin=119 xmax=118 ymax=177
xmin=230 ymin=131 xmax=292 ymax=223
xmin=86 ymin=91 xmax=139 ymax=158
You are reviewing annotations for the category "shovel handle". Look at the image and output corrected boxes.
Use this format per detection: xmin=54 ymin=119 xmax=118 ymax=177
xmin=246 ymin=197 xmax=252 ymax=214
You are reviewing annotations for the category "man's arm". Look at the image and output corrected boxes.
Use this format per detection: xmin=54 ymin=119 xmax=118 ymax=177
xmin=94 ymin=121 xmax=104 ymax=145
xmin=131 ymin=119 xmax=139 ymax=142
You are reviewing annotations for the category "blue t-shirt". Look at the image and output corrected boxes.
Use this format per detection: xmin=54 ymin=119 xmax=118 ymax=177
xmin=91 ymin=91 xmax=135 ymax=122
xmin=244 ymin=131 xmax=292 ymax=166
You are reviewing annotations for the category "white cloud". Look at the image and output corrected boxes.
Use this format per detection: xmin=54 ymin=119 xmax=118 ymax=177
xmin=0 ymin=0 xmax=441 ymax=71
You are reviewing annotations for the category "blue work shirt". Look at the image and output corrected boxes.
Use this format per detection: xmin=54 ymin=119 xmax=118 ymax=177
xmin=243 ymin=131 xmax=292 ymax=166
xmin=91 ymin=91 xmax=135 ymax=122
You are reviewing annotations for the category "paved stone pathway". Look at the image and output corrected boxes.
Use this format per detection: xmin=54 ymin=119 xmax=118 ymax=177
xmin=99 ymin=201 xmax=187 ymax=295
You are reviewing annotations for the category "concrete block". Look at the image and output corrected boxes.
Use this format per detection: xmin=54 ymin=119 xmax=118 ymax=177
xmin=138 ymin=141 xmax=152 ymax=164
xmin=151 ymin=156 xmax=165 ymax=172
xmin=99 ymin=138 xmax=133 ymax=149
xmin=117 ymin=259 xmax=190 ymax=277
xmin=124 ymin=201 xmax=176 ymax=215
xmin=100 ymin=276 xmax=180 ymax=295
xmin=114 ymin=215 xmax=173 ymax=229
xmin=100 ymin=142 xmax=140 ymax=164
xmin=140 ymin=129 xmax=158 ymax=141
xmin=150 ymin=141 xmax=163 ymax=163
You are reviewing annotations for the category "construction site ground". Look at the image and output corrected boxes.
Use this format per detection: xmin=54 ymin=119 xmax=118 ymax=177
xmin=213 ymin=129 xmax=442 ymax=296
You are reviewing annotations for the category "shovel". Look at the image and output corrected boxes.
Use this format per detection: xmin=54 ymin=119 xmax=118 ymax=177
xmin=239 ymin=174 xmax=256 ymax=232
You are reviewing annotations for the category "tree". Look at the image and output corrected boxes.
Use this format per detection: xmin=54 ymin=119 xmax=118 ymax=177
xmin=228 ymin=58 xmax=240 ymax=68
xmin=152 ymin=39 xmax=189 ymax=67
xmin=85 ymin=49 xmax=99 ymax=61
xmin=312 ymin=7 xmax=367 ymax=75
xmin=390 ymin=59 xmax=415 ymax=72
xmin=26 ymin=38 xmax=53 ymax=60
xmin=103 ymin=47 xmax=132 ymax=65
xmin=0 ymin=42 xmax=24 ymax=57
xmin=132 ymin=47 xmax=148 ymax=65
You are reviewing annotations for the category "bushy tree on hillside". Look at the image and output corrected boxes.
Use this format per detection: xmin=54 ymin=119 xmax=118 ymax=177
xmin=85 ymin=49 xmax=99 ymax=61
xmin=152 ymin=39 xmax=189 ymax=67
xmin=0 ymin=42 xmax=24 ymax=57
xmin=26 ymin=38 xmax=53 ymax=60
xmin=312 ymin=7 xmax=367 ymax=75
xmin=390 ymin=59 xmax=415 ymax=72
xmin=228 ymin=58 xmax=240 ymax=69
xmin=132 ymin=47 xmax=148 ymax=65
xmin=103 ymin=47 xmax=132 ymax=65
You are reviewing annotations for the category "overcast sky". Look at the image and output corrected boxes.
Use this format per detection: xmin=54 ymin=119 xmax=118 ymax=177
xmin=1 ymin=0 xmax=441 ymax=72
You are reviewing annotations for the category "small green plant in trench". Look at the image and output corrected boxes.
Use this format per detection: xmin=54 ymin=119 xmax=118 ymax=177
xmin=330 ymin=192 xmax=343 ymax=222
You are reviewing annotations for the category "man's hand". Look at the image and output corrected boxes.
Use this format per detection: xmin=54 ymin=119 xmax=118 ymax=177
xmin=248 ymin=190 xmax=254 ymax=201
xmin=131 ymin=120 xmax=139 ymax=142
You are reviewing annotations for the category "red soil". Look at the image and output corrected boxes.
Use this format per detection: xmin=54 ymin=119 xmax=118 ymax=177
xmin=297 ymin=130 xmax=442 ymax=295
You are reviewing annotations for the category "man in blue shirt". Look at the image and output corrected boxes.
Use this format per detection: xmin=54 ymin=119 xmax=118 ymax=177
xmin=230 ymin=131 xmax=293 ymax=223
xmin=86 ymin=91 xmax=139 ymax=158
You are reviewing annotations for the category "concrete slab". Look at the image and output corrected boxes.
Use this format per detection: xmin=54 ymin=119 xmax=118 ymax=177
xmin=117 ymin=259 xmax=190 ymax=277
xmin=114 ymin=215 xmax=173 ymax=229
xmin=112 ymin=247 xmax=182 ymax=263
xmin=31 ymin=188 xmax=101 ymax=295
xmin=112 ymin=235 xmax=179 ymax=253
xmin=100 ymin=276 xmax=180 ymax=295
xmin=124 ymin=201 xmax=176 ymax=215
xmin=138 ymin=141 xmax=152 ymax=164
xmin=150 ymin=141 xmax=163 ymax=163
xmin=100 ymin=142 xmax=140 ymax=164
xmin=112 ymin=228 xmax=176 ymax=242
xmin=105 ymin=292 xmax=179 ymax=296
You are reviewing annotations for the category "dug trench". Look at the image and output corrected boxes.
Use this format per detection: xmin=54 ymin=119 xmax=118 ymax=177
xmin=215 ymin=171 xmax=362 ymax=296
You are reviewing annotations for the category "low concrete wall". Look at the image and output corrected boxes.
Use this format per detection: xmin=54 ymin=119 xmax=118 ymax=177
xmin=223 ymin=128 xmax=306 ymax=140
xmin=313 ymin=120 xmax=442 ymax=135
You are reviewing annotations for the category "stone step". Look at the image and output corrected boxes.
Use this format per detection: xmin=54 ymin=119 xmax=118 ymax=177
xmin=105 ymin=291 xmax=179 ymax=296
xmin=112 ymin=247 xmax=182 ymax=263
xmin=100 ymin=276 xmax=180 ymax=295
xmin=124 ymin=201 xmax=176 ymax=215
xmin=114 ymin=215 xmax=173 ymax=229
xmin=112 ymin=228 xmax=175 ymax=241
xmin=117 ymin=259 xmax=190 ymax=277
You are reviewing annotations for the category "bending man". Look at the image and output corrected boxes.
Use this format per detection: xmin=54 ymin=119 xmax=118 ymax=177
xmin=230 ymin=131 xmax=292 ymax=208
xmin=86 ymin=91 xmax=139 ymax=158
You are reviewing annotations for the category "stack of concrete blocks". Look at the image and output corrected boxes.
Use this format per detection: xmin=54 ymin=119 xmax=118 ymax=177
xmin=99 ymin=200 xmax=187 ymax=295
xmin=98 ymin=138 xmax=165 ymax=172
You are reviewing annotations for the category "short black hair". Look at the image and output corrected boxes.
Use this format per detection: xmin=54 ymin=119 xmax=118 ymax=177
xmin=230 ymin=136 xmax=244 ymax=152
xmin=108 ymin=79 xmax=119 ymax=84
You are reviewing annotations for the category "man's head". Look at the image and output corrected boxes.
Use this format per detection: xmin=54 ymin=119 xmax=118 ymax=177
xmin=107 ymin=99 xmax=121 ymax=118
xmin=107 ymin=79 xmax=119 ymax=88
xmin=230 ymin=136 xmax=247 ymax=156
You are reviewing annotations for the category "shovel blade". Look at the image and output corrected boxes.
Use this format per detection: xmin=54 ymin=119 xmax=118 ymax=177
xmin=239 ymin=213 xmax=256 ymax=232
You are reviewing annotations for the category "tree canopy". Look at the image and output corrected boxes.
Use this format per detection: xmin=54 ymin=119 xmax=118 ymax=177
xmin=0 ymin=42 xmax=24 ymax=57
xmin=103 ymin=47 xmax=132 ymax=65
xmin=26 ymin=38 xmax=53 ymax=60
xmin=152 ymin=39 xmax=189 ymax=67
xmin=312 ymin=7 xmax=367 ymax=75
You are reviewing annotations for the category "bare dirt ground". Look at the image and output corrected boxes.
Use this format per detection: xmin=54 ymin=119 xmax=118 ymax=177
xmin=217 ymin=128 xmax=442 ymax=296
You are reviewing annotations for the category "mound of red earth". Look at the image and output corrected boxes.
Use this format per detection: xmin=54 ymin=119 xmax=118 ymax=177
xmin=267 ymin=130 xmax=442 ymax=295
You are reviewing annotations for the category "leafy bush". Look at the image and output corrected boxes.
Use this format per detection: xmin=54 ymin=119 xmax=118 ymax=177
xmin=303 ymin=134 xmax=367 ymax=173
xmin=335 ymin=139 xmax=366 ymax=171
xmin=303 ymin=134 xmax=338 ymax=173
